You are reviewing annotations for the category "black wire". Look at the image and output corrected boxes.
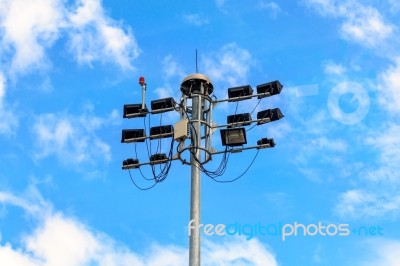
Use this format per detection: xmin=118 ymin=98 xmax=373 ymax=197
xmin=134 ymin=141 xmax=155 ymax=181
xmin=246 ymin=124 xmax=257 ymax=132
xmin=144 ymin=116 xmax=151 ymax=158
xmin=128 ymin=110 xmax=176 ymax=188
xmin=128 ymin=92 xmax=261 ymax=189
xmin=157 ymin=112 xmax=163 ymax=171
xmin=128 ymin=169 xmax=157 ymax=190
xmin=231 ymin=101 xmax=240 ymax=128
xmin=210 ymin=149 xmax=260 ymax=183
xmin=249 ymin=97 xmax=262 ymax=116
xmin=197 ymin=148 xmax=231 ymax=178
xmin=179 ymin=101 xmax=234 ymax=178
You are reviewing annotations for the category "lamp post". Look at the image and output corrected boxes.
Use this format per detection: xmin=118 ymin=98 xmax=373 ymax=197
xmin=121 ymin=74 xmax=283 ymax=266
xmin=188 ymin=76 xmax=203 ymax=266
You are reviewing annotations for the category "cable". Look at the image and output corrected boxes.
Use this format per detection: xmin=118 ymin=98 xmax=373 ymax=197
xmin=249 ymin=97 xmax=262 ymax=116
xmin=128 ymin=169 xmax=157 ymax=190
xmin=246 ymin=124 xmax=257 ymax=132
xmin=134 ymin=141 xmax=155 ymax=181
xmin=128 ymin=87 xmax=262 ymax=189
xmin=210 ymin=149 xmax=260 ymax=183
xmin=144 ymin=116 xmax=152 ymax=158
xmin=129 ymin=110 xmax=176 ymax=188
xmin=178 ymin=101 xmax=233 ymax=179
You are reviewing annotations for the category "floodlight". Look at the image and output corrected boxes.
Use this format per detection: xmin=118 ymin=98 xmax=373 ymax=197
xmin=227 ymin=113 xmax=252 ymax=127
xmin=257 ymin=138 xmax=275 ymax=149
xmin=151 ymin=97 xmax=176 ymax=113
xmin=150 ymin=125 xmax=174 ymax=139
xmin=257 ymin=80 xmax=282 ymax=99
xmin=149 ymin=153 xmax=168 ymax=165
xmin=257 ymin=108 xmax=284 ymax=125
xmin=121 ymin=129 xmax=146 ymax=143
xmin=122 ymin=158 xmax=140 ymax=169
xmin=123 ymin=104 xmax=149 ymax=118
xmin=228 ymin=85 xmax=253 ymax=102
xmin=220 ymin=128 xmax=247 ymax=146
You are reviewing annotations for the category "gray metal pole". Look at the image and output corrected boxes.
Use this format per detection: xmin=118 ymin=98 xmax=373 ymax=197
xmin=141 ymin=83 xmax=146 ymax=110
xmin=189 ymin=81 xmax=204 ymax=266
xmin=180 ymin=73 xmax=213 ymax=266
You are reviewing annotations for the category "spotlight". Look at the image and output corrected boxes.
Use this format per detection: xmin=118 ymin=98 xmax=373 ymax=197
xmin=257 ymin=138 xmax=275 ymax=149
xmin=150 ymin=125 xmax=174 ymax=139
xmin=227 ymin=113 xmax=252 ymax=127
xmin=149 ymin=153 xmax=168 ymax=165
xmin=220 ymin=128 xmax=247 ymax=146
xmin=228 ymin=85 xmax=253 ymax=102
xmin=257 ymin=108 xmax=284 ymax=125
xmin=151 ymin=97 xmax=176 ymax=113
xmin=257 ymin=80 xmax=282 ymax=99
xmin=121 ymin=129 xmax=146 ymax=143
xmin=123 ymin=104 xmax=149 ymax=118
xmin=122 ymin=158 xmax=140 ymax=169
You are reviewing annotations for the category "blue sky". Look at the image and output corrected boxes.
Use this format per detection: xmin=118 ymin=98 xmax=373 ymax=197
xmin=1 ymin=0 xmax=400 ymax=265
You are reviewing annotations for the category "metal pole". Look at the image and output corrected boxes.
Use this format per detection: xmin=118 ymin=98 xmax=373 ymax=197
xmin=189 ymin=81 xmax=203 ymax=266
xmin=141 ymin=83 xmax=146 ymax=110
xmin=181 ymin=73 xmax=213 ymax=266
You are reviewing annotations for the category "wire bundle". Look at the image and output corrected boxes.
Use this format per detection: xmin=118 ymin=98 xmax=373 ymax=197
xmin=128 ymin=114 xmax=175 ymax=190
xmin=128 ymin=97 xmax=262 ymax=190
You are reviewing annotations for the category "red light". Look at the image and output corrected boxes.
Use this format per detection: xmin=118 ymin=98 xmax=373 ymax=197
xmin=139 ymin=76 xmax=145 ymax=85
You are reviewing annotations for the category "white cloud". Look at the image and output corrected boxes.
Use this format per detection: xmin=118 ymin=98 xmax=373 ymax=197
xmin=154 ymin=87 xmax=174 ymax=100
xmin=67 ymin=0 xmax=140 ymax=70
xmin=0 ymin=189 xmax=48 ymax=216
xmin=202 ymin=43 xmax=253 ymax=89
xmin=162 ymin=54 xmax=185 ymax=80
xmin=378 ymin=57 xmax=400 ymax=115
xmin=183 ymin=13 xmax=209 ymax=27
xmin=334 ymin=189 xmax=400 ymax=219
xmin=265 ymin=120 xmax=292 ymax=141
xmin=0 ymin=114 xmax=13 ymax=135
xmin=0 ymin=0 xmax=63 ymax=74
xmin=0 ymin=71 xmax=5 ymax=102
xmin=335 ymin=123 xmax=400 ymax=219
xmin=0 ymin=188 xmax=279 ymax=266
xmin=152 ymin=54 xmax=186 ymax=109
xmin=310 ymin=137 xmax=348 ymax=153
xmin=285 ymin=98 xmax=352 ymax=183
xmin=306 ymin=0 xmax=395 ymax=47
xmin=0 ymin=72 xmax=18 ymax=135
xmin=362 ymin=239 xmax=400 ymax=266
xmin=32 ymin=108 xmax=116 ymax=165
xmin=216 ymin=0 xmax=227 ymax=9
xmin=323 ymin=62 xmax=347 ymax=75
xmin=341 ymin=8 xmax=393 ymax=47
xmin=0 ymin=0 xmax=139 ymax=75
xmin=365 ymin=123 xmax=400 ymax=174
xmin=388 ymin=0 xmax=400 ymax=12
xmin=204 ymin=239 xmax=277 ymax=265
xmin=258 ymin=1 xmax=282 ymax=18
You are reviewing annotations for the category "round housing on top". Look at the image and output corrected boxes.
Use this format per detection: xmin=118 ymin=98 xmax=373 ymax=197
xmin=180 ymin=73 xmax=214 ymax=96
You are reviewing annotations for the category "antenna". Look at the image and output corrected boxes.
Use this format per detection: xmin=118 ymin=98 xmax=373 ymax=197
xmin=196 ymin=49 xmax=198 ymax=73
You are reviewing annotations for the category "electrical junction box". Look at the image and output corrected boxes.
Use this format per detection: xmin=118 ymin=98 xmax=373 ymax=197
xmin=174 ymin=119 xmax=189 ymax=141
